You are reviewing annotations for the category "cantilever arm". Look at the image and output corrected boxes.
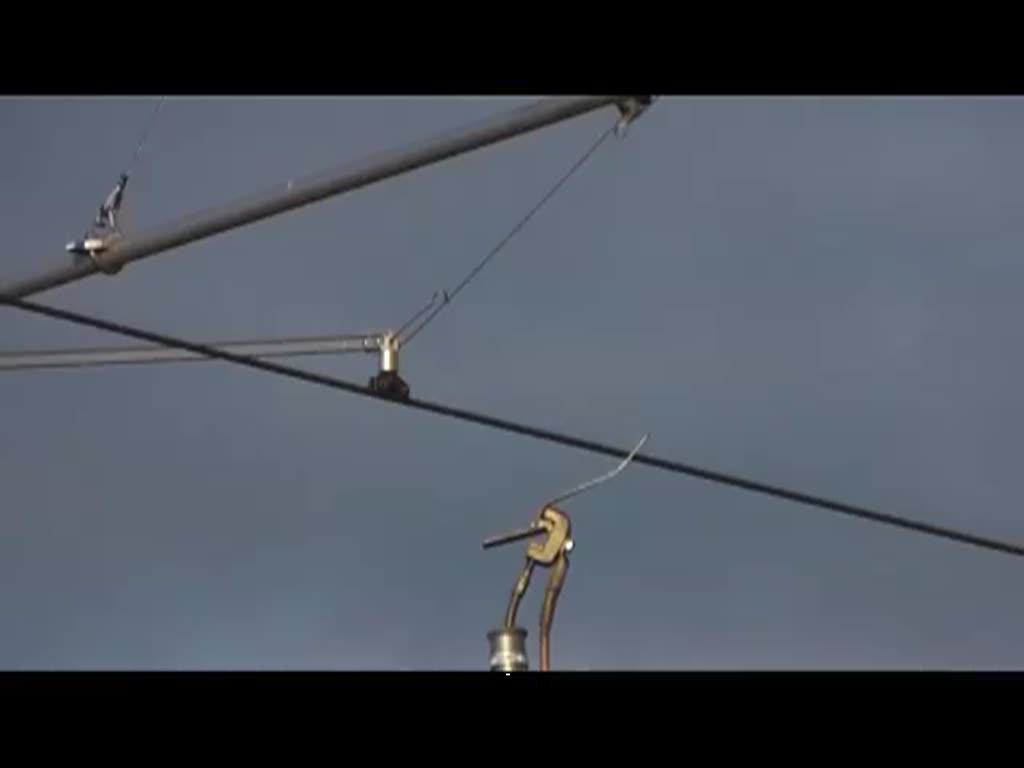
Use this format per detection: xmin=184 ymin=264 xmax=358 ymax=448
xmin=1 ymin=96 xmax=638 ymax=299
xmin=0 ymin=333 xmax=387 ymax=371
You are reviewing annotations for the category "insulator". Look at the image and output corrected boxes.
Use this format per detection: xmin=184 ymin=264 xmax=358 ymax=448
xmin=487 ymin=626 xmax=529 ymax=672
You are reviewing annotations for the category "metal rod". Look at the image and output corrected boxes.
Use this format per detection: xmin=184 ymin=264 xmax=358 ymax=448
xmin=0 ymin=333 xmax=383 ymax=371
xmin=0 ymin=96 xmax=632 ymax=299
xmin=482 ymin=524 xmax=546 ymax=550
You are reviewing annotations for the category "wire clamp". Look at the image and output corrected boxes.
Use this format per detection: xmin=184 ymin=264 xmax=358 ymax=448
xmin=65 ymin=231 xmax=124 ymax=275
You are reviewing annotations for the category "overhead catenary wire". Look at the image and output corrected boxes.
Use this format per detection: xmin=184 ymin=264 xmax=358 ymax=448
xmin=400 ymin=122 xmax=618 ymax=346
xmin=4 ymin=294 xmax=1024 ymax=562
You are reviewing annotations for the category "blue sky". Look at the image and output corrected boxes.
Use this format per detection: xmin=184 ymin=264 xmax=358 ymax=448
xmin=2 ymin=96 xmax=1023 ymax=669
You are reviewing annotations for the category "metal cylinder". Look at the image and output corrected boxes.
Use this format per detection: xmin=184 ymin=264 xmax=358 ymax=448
xmin=487 ymin=627 xmax=529 ymax=672
xmin=380 ymin=336 xmax=399 ymax=373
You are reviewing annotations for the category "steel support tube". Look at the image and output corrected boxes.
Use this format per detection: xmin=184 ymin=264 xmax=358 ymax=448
xmin=0 ymin=96 xmax=631 ymax=299
xmin=0 ymin=334 xmax=380 ymax=371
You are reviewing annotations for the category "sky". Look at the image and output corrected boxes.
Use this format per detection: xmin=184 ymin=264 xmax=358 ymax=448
xmin=1 ymin=95 xmax=1024 ymax=670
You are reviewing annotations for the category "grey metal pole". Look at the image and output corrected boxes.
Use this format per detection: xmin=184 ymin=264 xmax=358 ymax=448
xmin=1 ymin=96 xmax=635 ymax=300
xmin=0 ymin=333 xmax=381 ymax=371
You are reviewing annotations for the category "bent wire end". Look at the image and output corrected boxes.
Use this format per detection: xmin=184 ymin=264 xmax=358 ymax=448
xmin=547 ymin=432 xmax=650 ymax=507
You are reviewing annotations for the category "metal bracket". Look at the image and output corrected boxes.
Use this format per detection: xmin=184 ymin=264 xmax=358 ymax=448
xmin=66 ymin=231 xmax=124 ymax=275
xmin=367 ymin=331 xmax=410 ymax=400
xmin=527 ymin=506 xmax=573 ymax=564
xmin=615 ymin=96 xmax=656 ymax=138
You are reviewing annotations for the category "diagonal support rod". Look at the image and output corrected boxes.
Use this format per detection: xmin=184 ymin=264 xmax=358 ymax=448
xmin=0 ymin=96 xmax=643 ymax=300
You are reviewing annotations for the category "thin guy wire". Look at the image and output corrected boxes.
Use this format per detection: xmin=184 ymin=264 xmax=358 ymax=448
xmin=126 ymin=97 xmax=166 ymax=174
xmin=400 ymin=122 xmax=617 ymax=346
